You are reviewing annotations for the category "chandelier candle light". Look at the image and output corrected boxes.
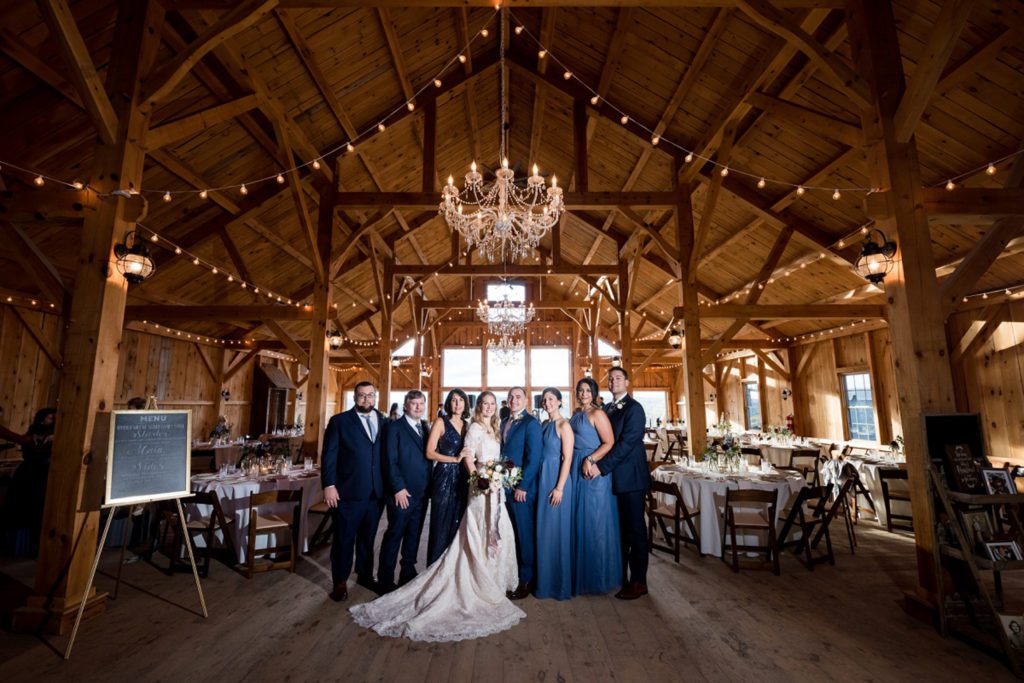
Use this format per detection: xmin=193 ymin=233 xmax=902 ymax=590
xmin=477 ymin=297 xmax=536 ymax=337
xmin=440 ymin=8 xmax=563 ymax=262
xmin=487 ymin=335 xmax=525 ymax=366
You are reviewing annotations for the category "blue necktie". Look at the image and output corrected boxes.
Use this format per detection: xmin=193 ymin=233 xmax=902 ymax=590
xmin=364 ymin=414 xmax=377 ymax=442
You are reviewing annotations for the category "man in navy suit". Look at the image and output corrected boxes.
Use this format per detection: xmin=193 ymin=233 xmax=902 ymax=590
xmin=377 ymin=390 xmax=432 ymax=592
xmin=321 ymin=381 xmax=386 ymax=602
xmin=501 ymin=386 xmax=542 ymax=600
xmin=584 ymin=367 xmax=651 ymax=600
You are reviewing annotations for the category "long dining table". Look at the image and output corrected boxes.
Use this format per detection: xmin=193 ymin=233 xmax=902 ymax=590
xmin=653 ymin=464 xmax=806 ymax=557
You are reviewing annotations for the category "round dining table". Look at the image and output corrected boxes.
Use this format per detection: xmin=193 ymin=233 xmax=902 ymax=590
xmin=653 ymin=464 xmax=805 ymax=557
xmin=187 ymin=469 xmax=323 ymax=563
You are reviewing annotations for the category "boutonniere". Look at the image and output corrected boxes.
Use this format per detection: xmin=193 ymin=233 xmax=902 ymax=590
xmin=611 ymin=398 xmax=626 ymax=411
xmin=511 ymin=412 xmax=524 ymax=422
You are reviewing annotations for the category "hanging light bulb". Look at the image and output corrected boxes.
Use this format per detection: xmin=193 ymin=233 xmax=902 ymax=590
xmin=276 ymin=174 xmax=285 ymax=184
xmin=149 ymin=233 xmax=159 ymax=242
xmin=407 ymin=101 xmax=415 ymax=112
xmin=480 ymin=28 xmax=489 ymax=37
xmin=986 ymin=163 xmax=997 ymax=175
xmin=796 ymin=186 xmax=806 ymax=196
xmin=651 ymin=135 xmax=660 ymax=146
xmin=832 ymin=189 xmax=841 ymax=200
xmin=945 ymin=179 xmax=955 ymax=191
xmin=312 ymin=159 xmax=321 ymax=170
xmin=72 ymin=179 xmax=84 ymax=190
xmin=199 ymin=189 xmax=208 ymax=199
xmin=684 ymin=153 xmax=693 ymax=163
xmin=563 ymin=70 xmax=572 ymax=80
xmin=458 ymin=54 xmax=467 ymax=64
xmin=174 ymin=247 xmax=182 ymax=255
xmin=239 ymin=184 xmax=248 ymax=195
xmin=590 ymin=95 xmax=599 ymax=105
xmin=377 ymin=122 xmax=386 ymax=132
xmin=346 ymin=143 xmax=355 ymax=153
xmin=163 ymin=191 xmax=172 ymax=202
xmin=757 ymin=177 xmax=766 ymax=189
xmin=192 ymin=257 xmax=200 ymax=265
xmin=719 ymin=167 xmax=729 ymax=177
xmin=538 ymin=49 xmax=546 ymax=58
xmin=434 ymin=78 xmax=442 ymax=88
xmin=514 ymin=25 xmax=523 ymax=35
xmin=33 ymin=175 xmax=44 ymax=186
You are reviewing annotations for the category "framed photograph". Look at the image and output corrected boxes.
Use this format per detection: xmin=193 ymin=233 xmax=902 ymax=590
xmin=1001 ymin=615 xmax=1024 ymax=650
xmin=960 ymin=509 xmax=993 ymax=546
xmin=984 ymin=541 xmax=1023 ymax=563
xmin=982 ymin=467 xmax=1016 ymax=496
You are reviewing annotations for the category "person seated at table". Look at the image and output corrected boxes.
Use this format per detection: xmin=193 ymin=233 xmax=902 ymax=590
xmin=378 ymin=391 xmax=432 ymax=593
xmin=2 ymin=408 xmax=56 ymax=556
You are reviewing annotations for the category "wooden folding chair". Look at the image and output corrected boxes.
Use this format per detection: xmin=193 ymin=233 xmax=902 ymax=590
xmin=646 ymin=480 xmax=701 ymax=561
xmin=161 ymin=492 xmax=236 ymax=577
xmin=244 ymin=489 xmax=303 ymax=578
xmin=879 ymin=468 xmax=913 ymax=533
xmin=812 ymin=472 xmax=858 ymax=554
xmin=789 ymin=449 xmax=822 ymax=487
xmin=777 ymin=485 xmax=834 ymax=570
xmin=644 ymin=441 xmax=660 ymax=462
xmin=721 ymin=489 xmax=779 ymax=575
xmin=306 ymin=500 xmax=334 ymax=551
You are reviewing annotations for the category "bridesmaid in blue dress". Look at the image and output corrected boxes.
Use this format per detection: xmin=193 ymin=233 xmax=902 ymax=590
xmin=570 ymin=377 xmax=621 ymax=595
xmin=534 ymin=387 xmax=575 ymax=600
xmin=425 ymin=389 xmax=469 ymax=566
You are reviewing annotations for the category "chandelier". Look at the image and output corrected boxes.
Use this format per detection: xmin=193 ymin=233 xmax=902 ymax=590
xmin=477 ymin=297 xmax=535 ymax=337
xmin=439 ymin=9 xmax=563 ymax=262
xmin=487 ymin=335 xmax=524 ymax=366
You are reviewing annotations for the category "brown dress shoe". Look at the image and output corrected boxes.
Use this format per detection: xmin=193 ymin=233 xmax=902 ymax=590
xmin=615 ymin=582 xmax=648 ymax=600
xmin=329 ymin=582 xmax=348 ymax=602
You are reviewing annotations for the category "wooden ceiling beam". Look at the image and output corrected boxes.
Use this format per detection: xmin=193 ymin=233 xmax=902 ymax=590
xmin=679 ymin=303 xmax=886 ymax=319
xmin=37 ymin=0 xmax=119 ymax=144
xmin=734 ymin=0 xmax=871 ymax=107
xmin=892 ymin=0 xmax=976 ymax=143
xmin=335 ymin=191 xmax=679 ymax=209
xmin=142 ymin=0 xmax=278 ymax=110
xmin=689 ymin=121 xmax=736 ymax=281
xmin=170 ymin=1 xmax=849 ymax=8
xmin=746 ymin=91 xmax=862 ymax=147
xmin=125 ymin=304 xmax=312 ymax=321
xmin=393 ymin=263 xmax=619 ymax=277
xmin=146 ymin=93 xmax=259 ymax=149
xmin=0 ymin=221 xmax=68 ymax=306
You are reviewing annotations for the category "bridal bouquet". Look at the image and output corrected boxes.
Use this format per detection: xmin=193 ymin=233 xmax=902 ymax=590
xmin=469 ymin=460 xmax=522 ymax=496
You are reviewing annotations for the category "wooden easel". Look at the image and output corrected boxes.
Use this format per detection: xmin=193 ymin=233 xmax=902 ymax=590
xmin=64 ymin=497 xmax=207 ymax=660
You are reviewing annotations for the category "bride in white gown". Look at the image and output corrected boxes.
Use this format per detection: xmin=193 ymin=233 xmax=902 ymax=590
xmin=350 ymin=391 xmax=525 ymax=641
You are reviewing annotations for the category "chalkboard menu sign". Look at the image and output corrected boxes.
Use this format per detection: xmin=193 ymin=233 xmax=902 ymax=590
xmin=105 ymin=410 xmax=192 ymax=506
xmin=923 ymin=413 xmax=989 ymax=494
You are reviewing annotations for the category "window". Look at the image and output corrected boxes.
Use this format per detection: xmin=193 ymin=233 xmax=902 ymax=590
xmin=443 ymin=348 xmax=482 ymax=387
xmin=531 ymin=348 xmax=570 ymax=387
xmin=531 ymin=389 xmax=572 ymax=420
xmin=393 ymin=338 xmax=416 ymax=357
xmin=841 ymin=372 xmax=877 ymax=441
xmin=743 ymin=382 xmax=761 ymax=430
xmin=597 ymin=339 xmax=620 ymax=357
xmin=486 ymin=282 xmax=526 ymax=302
xmin=388 ymin=390 xmax=429 ymax=417
xmin=486 ymin=348 xmax=526 ymax=387
xmin=633 ymin=390 xmax=668 ymax=428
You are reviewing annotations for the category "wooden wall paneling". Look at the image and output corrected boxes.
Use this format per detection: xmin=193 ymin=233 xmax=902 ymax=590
xmin=0 ymin=308 xmax=61 ymax=433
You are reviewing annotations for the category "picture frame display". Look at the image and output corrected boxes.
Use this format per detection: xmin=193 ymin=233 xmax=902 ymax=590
xmin=982 ymin=467 xmax=1016 ymax=496
xmin=985 ymin=540 xmax=1023 ymax=563
xmin=944 ymin=443 xmax=985 ymax=493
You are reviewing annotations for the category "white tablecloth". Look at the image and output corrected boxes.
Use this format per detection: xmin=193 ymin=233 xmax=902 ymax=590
xmin=188 ymin=471 xmax=323 ymax=563
xmin=746 ymin=441 xmax=829 ymax=467
xmin=653 ymin=465 xmax=805 ymax=556
xmin=845 ymin=455 xmax=906 ymax=528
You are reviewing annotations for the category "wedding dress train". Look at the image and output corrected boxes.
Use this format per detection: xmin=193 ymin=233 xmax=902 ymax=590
xmin=349 ymin=422 xmax=524 ymax=641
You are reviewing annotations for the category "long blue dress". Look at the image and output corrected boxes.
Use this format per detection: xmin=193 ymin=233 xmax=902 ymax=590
xmin=570 ymin=410 xmax=622 ymax=595
xmin=426 ymin=417 xmax=466 ymax=566
xmin=535 ymin=419 xmax=573 ymax=600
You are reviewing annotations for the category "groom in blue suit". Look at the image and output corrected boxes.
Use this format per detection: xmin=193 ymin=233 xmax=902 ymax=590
xmin=501 ymin=386 xmax=542 ymax=600
xmin=584 ymin=367 xmax=651 ymax=600
xmin=321 ymin=381 xmax=386 ymax=602
xmin=378 ymin=390 xmax=432 ymax=592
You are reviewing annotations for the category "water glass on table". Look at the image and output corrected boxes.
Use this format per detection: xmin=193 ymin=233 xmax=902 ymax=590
xmin=303 ymin=457 xmax=313 ymax=471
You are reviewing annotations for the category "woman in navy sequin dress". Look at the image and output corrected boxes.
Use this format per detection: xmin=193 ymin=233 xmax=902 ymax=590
xmin=425 ymin=389 xmax=469 ymax=566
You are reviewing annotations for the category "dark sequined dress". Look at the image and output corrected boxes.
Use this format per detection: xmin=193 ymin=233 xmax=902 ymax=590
xmin=426 ymin=417 xmax=467 ymax=566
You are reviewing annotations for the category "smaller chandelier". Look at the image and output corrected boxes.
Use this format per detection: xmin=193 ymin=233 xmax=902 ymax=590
xmin=114 ymin=231 xmax=155 ymax=284
xmin=668 ymin=328 xmax=682 ymax=349
xmin=487 ymin=335 xmax=524 ymax=366
xmin=477 ymin=296 xmax=535 ymax=337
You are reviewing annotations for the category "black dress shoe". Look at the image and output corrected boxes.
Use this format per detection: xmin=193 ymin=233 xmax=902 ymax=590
xmin=508 ymin=581 xmax=534 ymax=601
xmin=377 ymin=582 xmax=397 ymax=595
xmin=329 ymin=582 xmax=348 ymax=602
xmin=615 ymin=582 xmax=648 ymax=600
xmin=356 ymin=575 xmax=378 ymax=593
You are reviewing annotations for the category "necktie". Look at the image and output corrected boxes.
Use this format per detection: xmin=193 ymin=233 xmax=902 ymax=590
xmin=502 ymin=416 xmax=513 ymax=442
xmin=416 ymin=421 xmax=423 ymax=438
xmin=364 ymin=414 xmax=377 ymax=442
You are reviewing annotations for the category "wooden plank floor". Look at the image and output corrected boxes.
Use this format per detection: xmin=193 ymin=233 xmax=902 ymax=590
xmin=0 ymin=522 xmax=1014 ymax=682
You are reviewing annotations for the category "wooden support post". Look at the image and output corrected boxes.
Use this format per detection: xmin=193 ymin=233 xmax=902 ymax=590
xmin=676 ymin=183 xmax=706 ymax=456
xmin=847 ymin=0 xmax=956 ymax=604
xmin=757 ymin=357 xmax=769 ymax=428
xmin=12 ymin=0 xmax=164 ymax=636
xmin=378 ymin=258 xmax=395 ymax=411
xmin=786 ymin=347 xmax=802 ymax=435
xmin=302 ymin=184 xmax=335 ymax=460
xmin=573 ymin=99 xmax=588 ymax=192
xmin=617 ymin=259 xmax=632 ymax=377
xmin=422 ymin=96 xmax=436 ymax=193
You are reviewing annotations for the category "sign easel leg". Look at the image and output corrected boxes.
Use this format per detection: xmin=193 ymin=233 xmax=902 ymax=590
xmin=64 ymin=505 xmax=117 ymax=660
xmin=176 ymin=498 xmax=208 ymax=618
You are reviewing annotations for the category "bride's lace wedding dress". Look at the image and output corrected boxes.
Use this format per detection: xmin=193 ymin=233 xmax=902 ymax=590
xmin=349 ymin=421 xmax=524 ymax=641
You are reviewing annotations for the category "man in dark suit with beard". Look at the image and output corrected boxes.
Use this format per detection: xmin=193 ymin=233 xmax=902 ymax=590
xmin=321 ymin=382 xmax=386 ymax=602
xmin=583 ymin=367 xmax=651 ymax=599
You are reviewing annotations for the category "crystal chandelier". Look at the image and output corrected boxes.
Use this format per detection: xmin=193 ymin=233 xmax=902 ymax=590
xmin=477 ymin=297 xmax=535 ymax=337
xmin=439 ymin=9 xmax=563 ymax=262
xmin=487 ymin=335 xmax=524 ymax=366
